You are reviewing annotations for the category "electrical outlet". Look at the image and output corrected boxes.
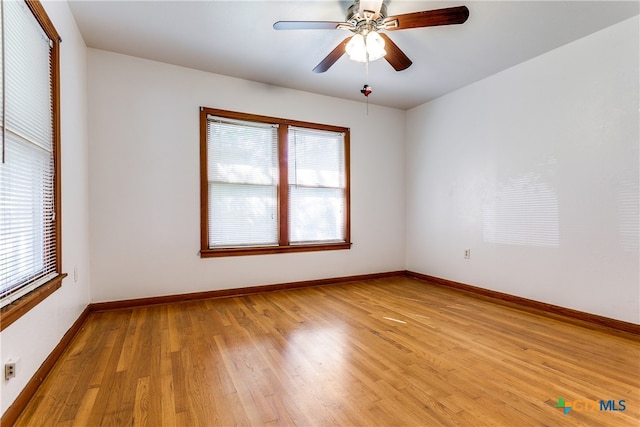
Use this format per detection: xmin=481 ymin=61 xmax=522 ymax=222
xmin=74 ymin=265 xmax=79 ymax=282
xmin=464 ymin=249 xmax=470 ymax=260
xmin=5 ymin=362 xmax=16 ymax=380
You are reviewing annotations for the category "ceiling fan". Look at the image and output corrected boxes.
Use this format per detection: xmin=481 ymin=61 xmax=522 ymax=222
xmin=273 ymin=0 xmax=469 ymax=73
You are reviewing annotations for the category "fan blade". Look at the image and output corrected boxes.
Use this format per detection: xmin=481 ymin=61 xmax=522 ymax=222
xmin=313 ymin=37 xmax=351 ymax=73
xmin=273 ymin=21 xmax=343 ymax=30
xmin=379 ymin=33 xmax=412 ymax=71
xmin=383 ymin=5 xmax=469 ymax=31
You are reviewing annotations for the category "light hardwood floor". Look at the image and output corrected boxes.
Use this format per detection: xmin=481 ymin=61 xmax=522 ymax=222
xmin=15 ymin=277 xmax=640 ymax=426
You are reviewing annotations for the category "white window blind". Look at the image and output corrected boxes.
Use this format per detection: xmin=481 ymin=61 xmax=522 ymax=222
xmin=0 ymin=0 xmax=57 ymax=308
xmin=207 ymin=115 xmax=279 ymax=247
xmin=288 ymin=126 xmax=346 ymax=244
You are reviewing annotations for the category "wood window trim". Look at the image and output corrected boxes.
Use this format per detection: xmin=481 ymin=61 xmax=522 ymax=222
xmin=0 ymin=274 xmax=66 ymax=332
xmin=0 ymin=0 xmax=64 ymax=331
xmin=201 ymin=243 xmax=352 ymax=258
xmin=199 ymin=107 xmax=351 ymax=258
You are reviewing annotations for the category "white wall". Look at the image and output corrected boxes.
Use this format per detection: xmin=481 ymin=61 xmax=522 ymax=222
xmin=87 ymin=49 xmax=406 ymax=302
xmin=406 ymin=16 xmax=640 ymax=324
xmin=0 ymin=0 xmax=90 ymax=415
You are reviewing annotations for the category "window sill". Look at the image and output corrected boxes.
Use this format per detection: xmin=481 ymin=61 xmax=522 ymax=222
xmin=200 ymin=242 xmax=352 ymax=258
xmin=0 ymin=274 xmax=67 ymax=332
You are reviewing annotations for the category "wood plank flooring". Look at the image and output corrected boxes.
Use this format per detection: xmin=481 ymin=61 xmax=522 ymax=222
xmin=15 ymin=277 xmax=640 ymax=426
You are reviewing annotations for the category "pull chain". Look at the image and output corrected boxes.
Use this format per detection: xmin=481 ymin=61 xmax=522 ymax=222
xmin=365 ymin=54 xmax=369 ymax=114
xmin=366 ymin=51 xmax=369 ymax=83
xmin=360 ymin=51 xmax=372 ymax=114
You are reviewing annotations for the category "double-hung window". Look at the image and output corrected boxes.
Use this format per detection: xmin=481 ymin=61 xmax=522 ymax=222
xmin=0 ymin=0 xmax=63 ymax=330
xmin=200 ymin=108 xmax=351 ymax=257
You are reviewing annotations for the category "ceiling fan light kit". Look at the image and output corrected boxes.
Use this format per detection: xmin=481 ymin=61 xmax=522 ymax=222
xmin=273 ymin=0 xmax=469 ymax=73
xmin=345 ymin=31 xmax=386 ymax=62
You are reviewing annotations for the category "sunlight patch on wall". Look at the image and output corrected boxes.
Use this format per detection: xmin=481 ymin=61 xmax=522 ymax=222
xmin=618 ymin=179 xmax=639 ymax=253
xmin=483 ymin=169 xmax=559 ymax=247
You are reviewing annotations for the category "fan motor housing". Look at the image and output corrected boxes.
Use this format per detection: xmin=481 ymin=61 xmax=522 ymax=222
xmin=346 ymin=1 xmax=388 ymax=26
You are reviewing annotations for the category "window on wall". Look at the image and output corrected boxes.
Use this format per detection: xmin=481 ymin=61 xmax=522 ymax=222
xmin=200 ymin=108 xmax=351 ymax=257
xmin=0 ymin=0 xmax=63 ymax=330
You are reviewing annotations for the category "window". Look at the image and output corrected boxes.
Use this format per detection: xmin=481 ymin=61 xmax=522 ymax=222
xmin=0 ymin=0 xmax=63 ymax=330
xmin=200 ymin=108 xmax=351 ymax=257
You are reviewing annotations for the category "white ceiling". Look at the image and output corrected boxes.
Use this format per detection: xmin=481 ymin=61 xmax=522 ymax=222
xmin=68 ymin=0 xmax=639 ymax=110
